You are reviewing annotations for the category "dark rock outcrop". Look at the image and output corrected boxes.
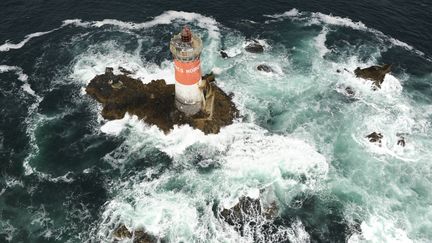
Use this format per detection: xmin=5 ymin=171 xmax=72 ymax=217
xmin=86 ymin=70 xmax=238 ymax=134
xmin=336 ymin=85 xmax=357 ymax=102
xmin=113 ymin=224 xmax=132 ymax=239
xmin=133 ymin=230 xmax=158 ymax=243
xmin=397 ymin=134 xmax=406 ymax=147
xmin=119 ymin=66 xmax=133 ymax=75
xmin=345 ymin=86 xmax=355 ymax=96
xmin=366 ymin=132 xmax=383 ymax=145
xmin=263 ymin=201 xmax=278 ymax=220
xmin=202 ymin=72 xmax=215 ymax=83
xmin=285 ymin=193 xmax=362 ymax=243
xmin=397 ymin=137 xmax=405 ymax=147
xmin=220 ymin=50 xmax=229 ymax=59
xmin=257 ymin=64 xmax=274 ymax=73
xmin=220 ymin=196 xmax=262 ymax=228
xmin=245 ymin=40 xmax=264 ymax=53
xmin=354 ymin=64 xmax=392 ymax=89
xmin=113 ymin=224 xmax=157 ymax=243
xmin=219 ymin=196 xmax=289 ymax=242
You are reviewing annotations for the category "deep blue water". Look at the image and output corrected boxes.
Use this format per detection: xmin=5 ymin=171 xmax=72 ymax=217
xmin=1 ymin=0 xmax=432 ymax=56
xmin=1 ymin=1 xmax=432 ymax=242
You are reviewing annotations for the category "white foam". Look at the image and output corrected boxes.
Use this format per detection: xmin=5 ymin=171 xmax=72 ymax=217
xmin=21 ymin=83 xmax=36 ymax=96
xmin=311 ymin=12 xmax=368 ymax=30
xmin=29 ymin=205 xmax=57 ymax=239
xmin=265 ymin=9 xmax=423 ymax=55
xmin=243 ymin=39 xmax=270 ymax=51
xmin=288 ymin=219 xmax=311 ymax=243
xmin=69 ymin=12 xmax=222 ymax=86
xmin=379 ymin=74 xmax=403 ymax=95
xmin=63 ymin=11 xmax=220 ymax=40
xmin=94 ymin=112 xmax=328 ymax=241
xmin=0 ymin=30 xmax=57 ymax=52
xmin=264 ymin=8 xmax=301 ymax=18
xmin=0 ymin=19 xmax=82 ymax=52
xmin=62 ymin=19 xmax=91 ymax=28
xmin=7 ymin=9 xmax=428 ymax=241
xmin=315 ymin=27 xmax=330 ymax=58
xmin=220 ymin=187 xmax=260 ymax=210
xmin=100 ymin=115 xmax=132 ymax=136
xmin=266 ymin=9 xmax=367 ymax=30
xmin=102 ymin=116 xmax=327 ymax=179
xmin=1 ymin=11 xmax=220 ymax=54
xmin=4 ymin=176 xmax=24 ymax=188
xmin=70 ymin=41 xmax=175 ymax=85
xmin=0 ymin=65 xmax=28 ymax=81
xmin=211 ymin=67 xmax=223 ymax=75
xmin=246 ymin=188 xmax=260 ymax=199
xmin=0 ymin=220 xmax=16 ymax=242
xmin=0 ymin=65 xmax=40 ymax=97
xmin=81 ymin=11 xmax=220 ymax=39
xmin=222 ymin=47 xmax=242 ymax=58
xmin=0 ymin=65 xmax=42 ymax=177
xmin=357 ymin=216 xmax=413 ymax=243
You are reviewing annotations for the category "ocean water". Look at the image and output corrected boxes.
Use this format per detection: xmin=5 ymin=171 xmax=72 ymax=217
xmin=1 ymin=1 xmax=432 ymax=242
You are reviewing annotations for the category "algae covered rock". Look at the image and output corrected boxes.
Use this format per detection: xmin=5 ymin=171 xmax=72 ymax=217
xmin=218 ymin=194 xmax=290 ymax=242
xmin=113 ymin=224 xmax=157 ymax=243
xmin=354 ymin=64 xmax=392 ymax=89
xmin=220 ymin=196 xmax=262 ymax=227
xmin=113 ymin=224 xmax=133 ymax=239
xmin=245 ymin=40 xmax=264 ymax=53
xmin=86 ymin=69 xmax=238 ymax=134
xmin=257 ymin=64 xmax=274 ymax=73
xmin=366 ymin=132 xmax=383 ymax=145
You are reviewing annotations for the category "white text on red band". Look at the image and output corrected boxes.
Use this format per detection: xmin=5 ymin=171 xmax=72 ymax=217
xmin=175 ymin=64 xmax=200 ymax=74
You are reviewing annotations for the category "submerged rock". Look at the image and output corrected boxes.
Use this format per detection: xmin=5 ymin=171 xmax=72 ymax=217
xmin=285 ymin=193 xmax=362 ymax=243
xmin=220 ymin=196 xmax=262 ymax=227
xmin=345 ymin=86 xmax=355 ymax=96
xmin=263 ymin=201 xmax=278 ymax=220
xmin=106 ymin=67 xmax=114 ymax=74
xmin=397 ymin=134 xmax=406 ymax=147
xmin=133 ymin=230 xmax=158 ymax=243
xmin=354 ymin=64 xmax=392 ymax=89
xmin=336 ymin=85 xmax=357 ymax=102
xmin=113 ymin=224 xmax=132 ymax=239
xmin=245 ymin=40 xmax=264 ymax=53
xmin=366 ymin=132 xmax=383 ymax=145
xmin=119 ymin=66 xmax=133 ymax=75
xmin=113 ymin=224 xmax=157 ymax=243
xmin=86 ymin=69 xmax=238 ymax=134
xmin=218 ymin=195 xmax=292 ymax=242
xmin=220 ymin=50 xmax=229 ymax=59
xmin=397 ymin=137 xmax=406 ymax=147
xmin=257 ymin=64 xmax=274 ymax=73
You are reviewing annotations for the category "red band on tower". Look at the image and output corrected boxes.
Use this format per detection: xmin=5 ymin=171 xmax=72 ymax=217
xmin=174 ymin=59 xmax=201 ymax=85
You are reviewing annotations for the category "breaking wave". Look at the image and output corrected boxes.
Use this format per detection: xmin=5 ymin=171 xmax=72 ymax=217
xmin=265 ymin=8 xmax=427 ymax=58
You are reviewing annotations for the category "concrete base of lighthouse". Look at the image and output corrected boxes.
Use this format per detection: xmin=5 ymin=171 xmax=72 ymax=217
xmin=175 ymin=99 xmax=202 ymax=116
xmin=175 ymin=81 xmax=204 ymax=116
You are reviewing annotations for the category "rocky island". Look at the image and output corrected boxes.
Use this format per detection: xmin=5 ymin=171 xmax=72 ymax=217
xmin=86 ymin=68 xmax=238 ymax=134
xmin=86 ymin=26 xmax=238 ymax=134
xmin=354 ymin=64 xmax=392 ymax=89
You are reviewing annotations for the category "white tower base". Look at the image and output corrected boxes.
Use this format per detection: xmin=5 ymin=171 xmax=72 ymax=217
xmin=175 ymin=81 xmax=203 ymax=116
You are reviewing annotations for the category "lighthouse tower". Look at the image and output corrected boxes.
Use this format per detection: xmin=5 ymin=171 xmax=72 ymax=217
xmin=170 ymin=26 xmax=204 ymax=116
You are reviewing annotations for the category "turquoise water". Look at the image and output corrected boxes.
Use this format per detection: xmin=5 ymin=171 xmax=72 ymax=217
xmin=1 ymin=8 xmax=432 ymax=243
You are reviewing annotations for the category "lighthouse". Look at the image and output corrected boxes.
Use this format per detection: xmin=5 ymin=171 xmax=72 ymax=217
xmin=170 ymin=26 xmax=204 ymax=116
